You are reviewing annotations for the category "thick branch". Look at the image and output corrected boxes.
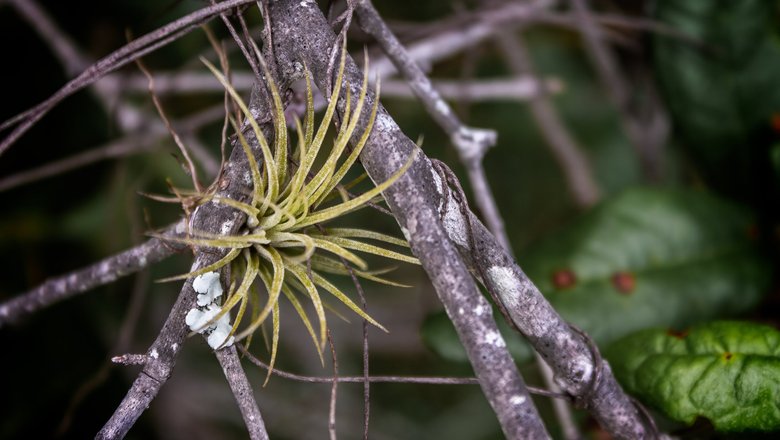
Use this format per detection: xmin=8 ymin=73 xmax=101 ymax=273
xmin=270 ymin=1 xmax=549 ymax=438
xmin=0 ymin=221 xmax=185 ymax=327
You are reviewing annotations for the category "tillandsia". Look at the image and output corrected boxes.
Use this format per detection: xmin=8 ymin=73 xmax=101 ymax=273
xmin=151 ymin=45 xmax=419 ymax=381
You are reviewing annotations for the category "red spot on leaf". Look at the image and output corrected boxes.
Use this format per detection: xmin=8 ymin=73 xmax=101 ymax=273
xmin=666 ymin=329 xmax=689 ymax=339
xmin=747 ymin=224 xmax=759 ymax=240
xmin=551 ymin=269 xmax=577 ymax=290
xmin=611 ymin=271 xmax=636 ymax=294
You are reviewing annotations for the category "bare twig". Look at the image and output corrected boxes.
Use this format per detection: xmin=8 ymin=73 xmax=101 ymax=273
xmin=495 ymin=32 xmax=601 ymax=208
xmin=327 ymin=330 xmax=339 ymax=440
xmin=111 ymin=354 xmax=149 ymax=366
xmin=95 ymin=71 xmax=562 ymax=102
xmin=380 ymin=76 xmax=562 ymax=102
xmin=569 ymin=0 xmax=662 ymax=181
xmin=367 ymin=1 xmax=543 ymax=79
xmin=215 ymin=346 xmax=269 ymax=440
xmin=0 ymin=0 xmax=257 ymax=157
xmin=355 ymin=0 xmax=511 ymax=251
xmin=0 ymin=105 xmax=224 ymax=193
xmin=271 ymin=2 xmax=549 ymax=438
xmin=271 ymin=1 xmax=658 ymax=437
xmin=0 ymin=221 xmax=185 ymax=327
xmin=135 ymin=58 xmax=203 ymax=192
xmin=239 ymin=343 xmax=574 ymax=399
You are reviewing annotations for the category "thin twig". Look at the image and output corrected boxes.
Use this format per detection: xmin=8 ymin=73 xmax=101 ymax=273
xmin=57 ymin=267 xmax=151 ymax=435
xmin=0 ymin=222 xmax=185 ymax=327
xmin=355 ymin=0 xmax=511 ymax=250
xmin=0 ymin=105 xmax=224 ymax=193
xmin=238 ymin=343 xmax=570 ymax=399
xmin=569 ymin=0 xmax=662 ymax=181
xmin=0 ymin=0 xmax=257 ymax=157
xmin=327 ymin=330 xmax=339 ymax=440
xmin=495 ymin=31 xmax=601 ymax=208
xmin=215 ymin=346 xmax=269 ymax=440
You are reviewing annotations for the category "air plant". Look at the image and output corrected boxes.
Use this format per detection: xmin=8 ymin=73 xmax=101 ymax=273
xmin=153 ymin=45 xmax=418 ymax=381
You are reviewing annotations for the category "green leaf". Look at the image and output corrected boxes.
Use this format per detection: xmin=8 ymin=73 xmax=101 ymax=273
xmin=653 ymin=0 xmax=780 ymax=193
xmin=519 ymin=187 xmax=771 ymax=348
xmin=605 ymin=321 xmax=780 ymax=432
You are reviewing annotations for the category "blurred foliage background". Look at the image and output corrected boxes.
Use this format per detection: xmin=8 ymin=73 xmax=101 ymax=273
xmin=0 ymin=0 xmax=778 ymax=439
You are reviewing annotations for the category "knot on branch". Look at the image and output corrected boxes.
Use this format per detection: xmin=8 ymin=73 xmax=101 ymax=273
xmin=567 ymin=323 xmax=604 ymax=410
xmin=452 ymin=126 xmax=496 ymax=164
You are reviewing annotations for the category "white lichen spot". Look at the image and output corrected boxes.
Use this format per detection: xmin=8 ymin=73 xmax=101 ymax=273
xmin=172 ymin=343 xmax=179 ymax=351
xmin=431 ymin=169 xmax=443 ymax=194
xmin=207 ymin=324 xmax=235 ymax=350
xmin=509 ymin=395 xmax=526 ymax=406
xmin=138 ymin=255 xmax=147 ymax=267
xmin=193 ymin=272 xmax=223 ymax=306
xmin=149 ymin=349 xmax=159 ymax=360
xmin=485 ymin=266 xmax=522 ymax=311
xmin=185 ymin=303 xmax=235 ymax=350
xmin=474 ymin=304 xmax=485 ymax=316
xmin=484 ymin=330 xmax=506 ymax=348
xmin=442 ymin=198 xmax=469 ymax=248
xmin=99 ymin=261 xmax=111 ymax=275
xmin=458 ymin=307 xmax=464 ymax=315
xmin=220 ymin=220 xmax=234 ymax=236
xmin=434 ymin=99 xmax=450 ymax=117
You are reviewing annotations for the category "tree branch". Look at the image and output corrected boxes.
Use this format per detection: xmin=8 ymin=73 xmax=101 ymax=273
xmin=0 ymin=0 xmax=258 ymax=157
xmin=270 ymin=1 xmax=549 ymax=438
xmin=495 ymin=31 xmax=601 ymax=208
xmin=215 ymin=346 xmax=269 ymax=440
xmin=355 ymin=0 xmax=509 ymax=252
xmin=569 ymin=0 xmax=663 ymax=181
xmin=0 ymin=221 xmax=185 ymax=328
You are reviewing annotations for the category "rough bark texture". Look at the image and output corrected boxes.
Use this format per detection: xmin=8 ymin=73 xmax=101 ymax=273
xmin=269 ymin=1 xmax=549 ymax=438
xmin=216 ymin=346 xmax=269 ymax=440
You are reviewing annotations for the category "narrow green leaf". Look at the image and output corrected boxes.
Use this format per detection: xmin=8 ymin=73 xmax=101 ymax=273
xmin=297 ymin=148 xmax=418 ymax=228
xmin=313 ymin=235 xmax=419 ymax=265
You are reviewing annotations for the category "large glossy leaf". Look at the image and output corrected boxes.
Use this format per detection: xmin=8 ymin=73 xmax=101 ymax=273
xmin=519 ymin=187 xmax=771 ymax=349
xmin=653 ymin=0 xmax=780 ymax=194
xmin=422 ymin=188 xmax=770 ymax=363
xmin=605 ymin=321 xmax=780 ymax=432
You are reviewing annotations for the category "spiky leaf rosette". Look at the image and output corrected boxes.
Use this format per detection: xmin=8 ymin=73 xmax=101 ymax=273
xmin=153 ymin=47 xmax=418 ymax=380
